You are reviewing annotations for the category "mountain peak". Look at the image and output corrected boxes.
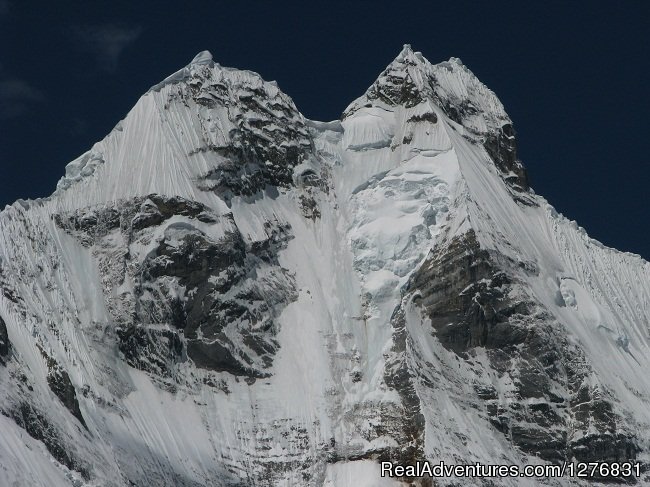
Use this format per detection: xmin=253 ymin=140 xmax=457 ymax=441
xmin=148 ymin=50 xmax=216 ymax=93
xmin=339 ymin=44 xmax=432 ymax=117
xmin=398 ymin=43 xmax=414 ymax=57
xmin=189 ymin=50 xmax=214 ymax=66
xmin=1 ymin=45 xmax=647 ymax=487
xmin=392 ymin=43 xmax=428 ymax=67
xmin=341 ymin=45 xmax=527 ymax=189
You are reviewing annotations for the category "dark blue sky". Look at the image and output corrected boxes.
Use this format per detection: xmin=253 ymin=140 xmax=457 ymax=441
xmin=1 ymin=1 xmax=648 ymax=257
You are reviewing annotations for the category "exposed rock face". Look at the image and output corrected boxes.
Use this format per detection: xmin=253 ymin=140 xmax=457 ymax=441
xmin=483 ymin=122 xmax=529 ymax=190
xmin=409 ymin=230 xmax=531 ymax=354
xmin=8 ymin=402 xmax=90 ymax=479
xmin=383 ymin=306 xmax=427 ymax=467
xmin=55 ymin=194 xmax=297 ymax=380
xmin=163 ymin=61 xmax=314 ymax=202
xmin=344 ymin=47 xmax=529 ymax=191
xmin=0 ymin=47 xmax=648 ymax=486
xmin=363 ymin=59 xmax=425 ymax=109
xmin=0 ymin=315 xmax=10 ymax=363
xmin=116 ymin=325 xmax=184 ymax=379
xmin=40 ymin=348 xmax=87 ymax=429
xmin=408 ymin=229 xmax=639 ymax=473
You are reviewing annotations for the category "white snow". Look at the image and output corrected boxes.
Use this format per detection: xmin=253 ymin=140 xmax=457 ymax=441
xmin=323 ymin=460 xmax=402 ymax=486
xmin=1 ymin=47 xmax=649 ymax=487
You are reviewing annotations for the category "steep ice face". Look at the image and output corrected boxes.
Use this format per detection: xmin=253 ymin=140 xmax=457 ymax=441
xmin=0 ymin=47 xmax=649 ymax=487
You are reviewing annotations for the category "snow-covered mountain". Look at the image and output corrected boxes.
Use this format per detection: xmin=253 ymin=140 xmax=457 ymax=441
xmin=1 ymin=45 xmax=648 ymax=486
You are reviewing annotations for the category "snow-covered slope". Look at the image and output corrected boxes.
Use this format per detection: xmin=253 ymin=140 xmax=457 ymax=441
xmin=0 ymin=45 xmax=648 ymax=486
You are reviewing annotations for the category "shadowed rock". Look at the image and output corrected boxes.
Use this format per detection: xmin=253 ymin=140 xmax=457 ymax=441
xmin=408 ymin=229 xmax=639 ymax=467
xmin=0 ymin=315 xmax=10 ymax=364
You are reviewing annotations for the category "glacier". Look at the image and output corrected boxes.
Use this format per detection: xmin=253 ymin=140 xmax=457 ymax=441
xmin=0 ymin=45 xmax=648 ymax=486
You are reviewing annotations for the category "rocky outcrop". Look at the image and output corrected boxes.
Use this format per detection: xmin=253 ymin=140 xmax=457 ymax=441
xmin=483 ymin=123 xmax=528 ymax=190
xmin=7 ymin=402 xmax=90 ymax=480
xmin=0 ymin=315 xmax=10 ymax=364
xmin=407 ymin=229 xmax=639 ymax=474
xmin=383 ymin=306 xmax=426 ymax=467
xmin=116 ymin=325 xmax=184 ymax=380
xmin=54 ymin=194 xmax=219 ymax=241
xmin=135 ymin=219 xmax=297 ymax=378
xmin=35 ymin=345 xmax=87 ymax=428
xmin=363 ymin=61 xmax=424 ymax=109
xmin=409 ymin=230 xmax=531 ymax=354
xmin=161 ymin=63 xmax=314 ymax=202
xmin=55 ymin=195 xmax=298 ymax=381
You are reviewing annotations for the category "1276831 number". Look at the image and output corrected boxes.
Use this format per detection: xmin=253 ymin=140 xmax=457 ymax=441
xmin=567 ymin=462 xmax=641 ymax=478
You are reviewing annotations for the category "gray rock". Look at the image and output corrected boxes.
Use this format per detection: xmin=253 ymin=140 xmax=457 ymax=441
xmin=406 ymin=229 xmax=639 ymax=467
xmin=0 ymin=314 xmax=10 ymax=363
